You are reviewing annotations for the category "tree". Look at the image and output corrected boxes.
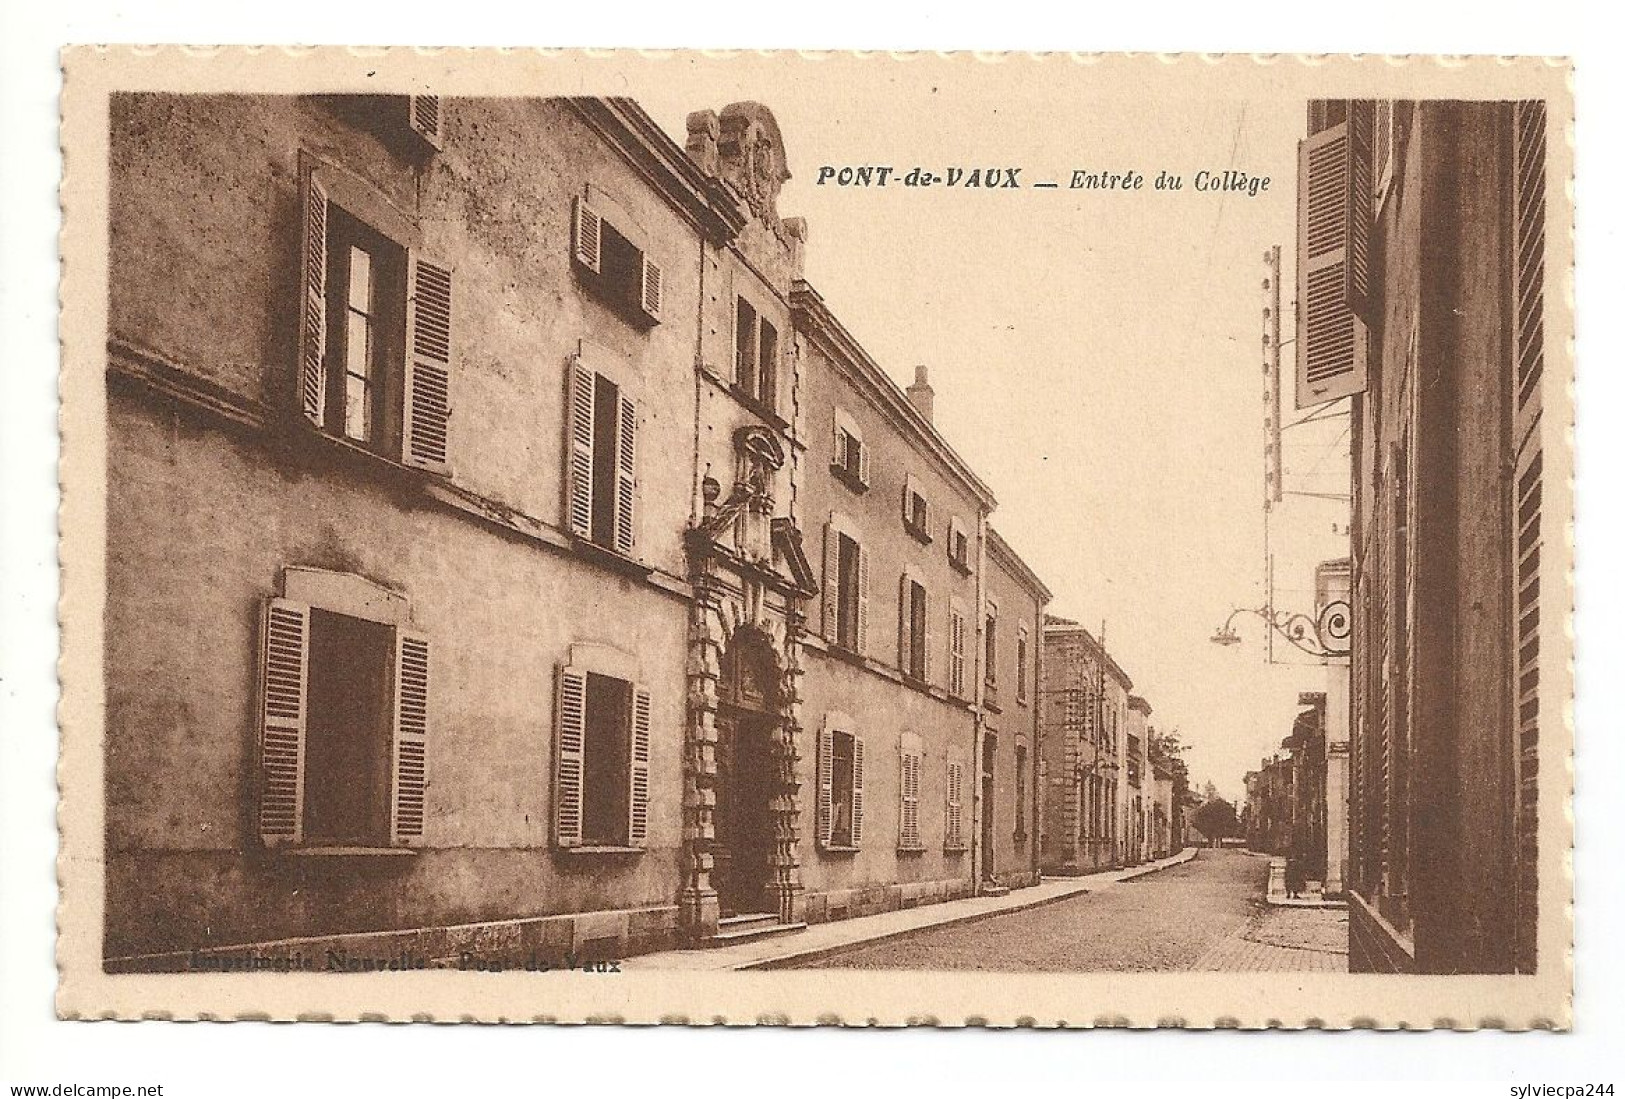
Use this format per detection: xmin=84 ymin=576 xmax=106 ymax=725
xmin=1191 ymin=797 xmax=1240 ymax=842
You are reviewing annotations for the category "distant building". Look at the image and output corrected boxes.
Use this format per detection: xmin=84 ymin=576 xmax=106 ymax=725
xmin=1039 ymin=617 xmax=1133 ymax=874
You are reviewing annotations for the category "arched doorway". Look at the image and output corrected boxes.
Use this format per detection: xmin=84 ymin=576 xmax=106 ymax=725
xmin=713 ymin=628 xmax=781 ymax=918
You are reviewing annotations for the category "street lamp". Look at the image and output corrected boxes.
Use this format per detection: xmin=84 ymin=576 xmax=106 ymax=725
xmin=1210 ymin=602 xmax=1350 ymax=660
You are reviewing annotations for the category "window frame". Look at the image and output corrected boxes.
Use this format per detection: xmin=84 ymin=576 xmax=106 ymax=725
xmin=255 ymin=569 xmax=428 ymax=855
xmin=296 ymin=155 xmax=453 ymax=476
xmin=553 ymin=643 xmax=652 ymax=853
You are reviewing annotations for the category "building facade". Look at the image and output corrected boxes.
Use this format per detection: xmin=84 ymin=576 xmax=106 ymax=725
xmin=1038 ymin=617 xmax=1135 ymax=875
xmin=104 ymin=93 xmax=1052 ymax=968
xmin=1298 ymin=99 xmax=1552 ymax=973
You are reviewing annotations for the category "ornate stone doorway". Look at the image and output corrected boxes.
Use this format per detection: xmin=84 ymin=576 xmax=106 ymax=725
xmin=713 ymin=630 xmax=781 ymax=918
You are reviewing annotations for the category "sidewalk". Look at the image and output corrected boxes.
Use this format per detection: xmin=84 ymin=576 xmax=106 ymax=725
xmin=622 ymin=847 xmax=1200 ymax=971
xmin=1265 ymin=855 xmax=1348 ymax=909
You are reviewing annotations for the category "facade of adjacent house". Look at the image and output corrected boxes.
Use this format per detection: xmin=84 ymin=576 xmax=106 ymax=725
xmin=1315 ymin=558 xmax=1353 ymax=897
xmin=1038 ymin=616 xmax=1137 ymax=875
xmin=103 ymin=92 xmax=1057 ymax=969
xmin=983 ymin=527 xmax=1051 ymax=891
xmin=1124 ymin=695 xmax=1153 ymax=866
xmin=1298 ymin=99 xmax=1551 ymax=973
xmin=1151 ymin=762 xmax=1175 ymax=859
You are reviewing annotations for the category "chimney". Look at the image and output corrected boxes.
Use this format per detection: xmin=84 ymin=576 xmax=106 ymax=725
xmin=906 ymin=365 xmax=935 ymax=423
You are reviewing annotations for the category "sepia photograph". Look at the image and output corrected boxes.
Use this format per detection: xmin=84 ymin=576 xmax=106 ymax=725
xmin=51 ymin=48 xmax=1572 ymax=1027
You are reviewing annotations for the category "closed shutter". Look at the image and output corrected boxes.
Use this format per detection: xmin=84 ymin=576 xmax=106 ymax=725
xmin=897 ymin=573 xmax=913 ymax=673
xmin=950 ymin=606 xmax=965 ymax=697
xmin=922 ymin=590 xmax=935 ymax=686
xmin=258 ymin=598 xmax=310 ymax=846
xmin=946 ymin=761 xmax=963 ymax=848
xmin=855 ymin=542 xmax=870 ymax=656
xmin=614 ymin=393 xmax=637 ymax=555
xmin=858 ymin=436 xmax=871 ymax=487
xmin=1295 ymin=120 xmax=1370 ymax=408
xmin=628 ymin=684 xmax=652 ymax=847
xmin=390 ymin=630 xmax=430 ymax=846
xmin=298 ymin=171 xmax=329 ymax=428
xmin=554 ymin=666 xmax=588 ymax=848
xmin=573 ymin=197 xmax=602 ymax=274
xmin=403 ymin=254 xmax=453 ymax=473
xmin=900 ymin=749 xmax=920 ymax=849
xmin=821 ymin=522 xmax=839 ymax=642
xmin=1511 ymin=97 xmax=1546 ymax=977
xmin=639 ymin=256 xmax=663 ymax=322
xmin=407 ymin=95 xmax=444 ymax=150
xmin=817 ymin=721 xmax=834 ymax=847
xmin=851 ymin=735 xmax=866 ymax=845
xmin=832 ymin=417 xmax=844 ymax=467
xmin=565 ymin=359 xmax=596 ymax=538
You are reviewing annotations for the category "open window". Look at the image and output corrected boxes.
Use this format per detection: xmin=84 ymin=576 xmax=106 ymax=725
xmin=734 ymin=295 xmax=780 ymax=414
xmin=817 ymin=717 xmax=864 ymax=850
xmin=898 ymin=571 xmax=931 ymax=684
xmin=554 ymin=662 xmax=652 ymax=851
xmin=572 ymin=191 xmax=662 ymax=326
xmin=255 ymin=591 xmax=429 ymax=851
xmin=565 ymin=350 xmax=639 ymax=558
xmin=947 ymin=515 xmax=972 ymax=574
xmin=903 ymin=473 xmax=933 ymax=543
xmin=822 ymin=517 xmax=868 ymax=656
xmin=297 ymin=160 xmax=452 ymax=473
xmin=830 ymin=407 xmax=870 ymax=492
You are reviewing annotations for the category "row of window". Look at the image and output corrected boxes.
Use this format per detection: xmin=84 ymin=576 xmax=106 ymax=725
xmin=258 ymin=595 xmax=1025 ymax=855
xmin=820 ymin=520 xmax=1029 ymax=704
xmin=832 ymin=410 xmax=975 ymax=574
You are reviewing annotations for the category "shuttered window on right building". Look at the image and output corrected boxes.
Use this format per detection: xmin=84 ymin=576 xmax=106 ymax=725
xmin=1295 ymin=103 xmax=1374 ymax=409
xmin=1510 ymin=98 xmax=1546 ymax=976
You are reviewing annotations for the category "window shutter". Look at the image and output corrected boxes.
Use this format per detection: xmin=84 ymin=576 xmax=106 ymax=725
xmin=390 ymin=630 xmax=430 ymax=846
xmin=855 ymin=542 xmax=870 ymax=655
xmin=1295 ymin=120 xmax=1369 ymax=408
xmin=566 ymin=359 xmax=596 ymax=538
xmin=614 ymin=393 xmax=637 ymax=555
xmin=1513 ymin=99 xmax=1547 ymax=428
xmin=902 ymin=475 xmax=914 ymax=523
xmin=573 ymin=196 xmax=603 ymax=274
xmin=1346 ymin=101 xmax=1375 ymax=313
xmin=297 ymin=171 xmax=329 ymax=429
xmin=858 ymin=437 xmax=871 ymax=487
xmin=923 ymin=591 xmax=935 ymax=686
xmin=628 ymin=684 xmax=652 ymax=848
xmin=897 ymin=573 xmax=913 ymax=673
xmin=258 ymin=598 xmax=310 ymax=846
xmin=821 ymin=522 xmax=839 ymax=642
xmin=407 ymin=95 xmax=445 ymax=150
xmin=851 ymin=735 xmax=866 ymax=845
xmin=900 ymin=750 xmax=920 ymax=849
xmin=639 ymin=256 xmax=663 ymax=323
xmin=817 ymin=721 xmax=834 ymax=847
xmin=554 ymin=666 xmax=588 ymax=848
xmin=832 ymin=413 xmax=844 ymax=466
xmin=403 ymin=254 xmax=453 ymax=473
xmin=946 ymin=761 xmax=963 ymax=848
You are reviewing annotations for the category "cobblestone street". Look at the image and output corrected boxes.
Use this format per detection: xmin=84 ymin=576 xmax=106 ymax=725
xmin=793 ymin=849 xmax=1349 ymax=972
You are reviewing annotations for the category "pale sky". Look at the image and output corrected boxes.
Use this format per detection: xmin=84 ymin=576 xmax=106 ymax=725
xmin=632 ymin=73 xmax=1350 ymax=805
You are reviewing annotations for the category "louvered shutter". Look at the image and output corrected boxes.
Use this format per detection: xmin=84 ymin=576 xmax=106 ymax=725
xmin=1346 ymin=101 xmax=1375 ymax=314
xmin=855 ymin=542 xmax=870 ymax=655
xmin=566 ymin=359 xmax=596 ymax=538
xmin=899 ymin=749 xmax=920 ymax=849
xmin=554 ymin=666 xmax=588 ymax=848
xmin=614 ymin=393 xmax=637 ymax=555
xmin=858 ymin=437 xmax=871 ymax=487
xmin=832 ymin=415 xmax=844 ymax=467
xmin=923 ymin=592 xmax=935 ymax=686
xmin=407 ymin=95 xmax=444 ymax=151
xmin=297 ymin=172 xmax=329 ymax=428
xmin=946 ymin=761 xmax=962 ymax=848
xmin=851 ymin=735 xmax=866 ymax=845
xmin=817 ymin=722 xmax=834 ymax=847
xmin=821 ymin=522 xmax=839 ymax=642
xmin=573 ymin=197 xmax=602 ymax=274
xmin=1295 ymin=120 xmax=1370 ymax=408
xmin=403 ymin=254 xmax=453 ymax=473
xmin=628 ymin=684 xmax=652 ymax=847
xmin=639 ymin=256 xmax=663 ymax=323
xmin=258 ymin=599 xmax=310 ymax=846
xmin=902 ymin=475 xmax=914 ymax=523
xmin=390 ymin=630 xmax=430 ymax=846
xmin=897 ymin=573 xmax=913 ymax=673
